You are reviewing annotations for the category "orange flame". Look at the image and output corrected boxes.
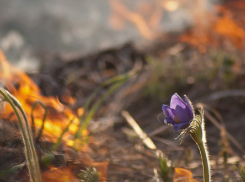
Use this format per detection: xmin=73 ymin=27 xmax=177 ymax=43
xmin=180 ymin=0 xmax=245 ymax=51
xmin=214 ymin=5 xmax=245 ymax=48
xmin=0 ymin=50 xmax=83 ymax=146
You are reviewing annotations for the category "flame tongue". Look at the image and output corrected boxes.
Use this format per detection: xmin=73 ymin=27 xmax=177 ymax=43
xmin=0 ymin=50 xmax=82 ymax=146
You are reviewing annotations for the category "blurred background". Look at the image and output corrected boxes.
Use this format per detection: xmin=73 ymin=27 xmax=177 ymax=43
xmin=0 ymin=0 xmax=215 ymax=71
xmin=1 ymin=0 xmax=245 ymax=181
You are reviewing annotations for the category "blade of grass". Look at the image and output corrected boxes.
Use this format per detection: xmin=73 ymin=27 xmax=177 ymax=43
xmin=31 ymin=101 xmax=47 ymax=142
xmin=73 ymin=80 xmax=126 ymax=149
xmin=40 ymin=118 xmax=74 ymax=166
xmin=51 ymin=118 xmax=74 ymax=152
xmin=0 ymin=88 xmax=42 ymax=182
xmin=10 ymin=96 xmax=42 ymax=182
xmin=0 ymin=162 xmax=25 ymax=178
xmin=73 ymin=63 xmax=142 ymax=149
xmin=79 ymin=67 xmax=139 ymax=123
xmin=74 ymin=67 xmax=140 ymax=138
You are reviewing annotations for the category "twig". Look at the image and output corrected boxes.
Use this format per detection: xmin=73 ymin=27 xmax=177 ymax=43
xmin=122 ymin=110 xmax=156 ymax=150
xmin=148 ymin=125 xmax=171 ymax=138
xmin=196 ymin=103 xmax=245 ymax=156
xmin=198 ymin=90 xmax=245 ymax=102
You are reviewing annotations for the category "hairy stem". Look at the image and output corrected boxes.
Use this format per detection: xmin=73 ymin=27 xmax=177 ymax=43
xmin=196 ymin=140 xmax=211 ymax=182
xmin=190 ymin=107 xmax=211 ymax=182
xmin=0 ymin=88 xmax=42 ymax=182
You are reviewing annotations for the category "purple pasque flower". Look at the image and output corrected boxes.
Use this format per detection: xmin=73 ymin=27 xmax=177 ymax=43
xmin=162 ymin=93 xmax=194 ymax=131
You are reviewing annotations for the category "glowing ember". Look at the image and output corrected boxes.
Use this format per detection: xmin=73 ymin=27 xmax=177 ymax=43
xmin=0 ymin=50 xmax=83 ymax=146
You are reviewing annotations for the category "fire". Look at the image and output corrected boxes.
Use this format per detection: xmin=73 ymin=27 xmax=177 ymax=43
xmin=0 ymin=50 xmax=83 ymax=146
xmin=108 ymin=0 xmax=245 ymax=51
xmin=180 ymin=0 xmax=245 ymax=51
xmin=214 ymin=5 xmax=245 ymax=48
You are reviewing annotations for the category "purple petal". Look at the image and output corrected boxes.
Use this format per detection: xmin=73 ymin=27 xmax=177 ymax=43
xmin=184 ymin=95 xmax=194 ymax=119
xmin=163 ymin=117 xmax=173 ymax=124
xmin=162 ymin=104 xmax=169 ymax=116
xmin=175 ymin=105 xmax=192 ymax=123
xmin=162 ymin=105 xmax=176 ymax=121
xmin=170 ymin=93 xmax=187 ymax=110
xmin=164 ymin=117 xmax=181 ymax=126
xmin=162 ymin=93 xmax=194 ymax=131
xmin=173 ymin=122 xmax=190 ymax=131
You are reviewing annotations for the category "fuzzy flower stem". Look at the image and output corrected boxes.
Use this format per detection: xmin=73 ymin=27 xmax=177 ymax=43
xmin=0 ymin=88 xmax=42 ymax=182
xmin=197 ymin=140 xmax=210 ymax=182
xmin=190 ymin=108 xmax=211 ymax=182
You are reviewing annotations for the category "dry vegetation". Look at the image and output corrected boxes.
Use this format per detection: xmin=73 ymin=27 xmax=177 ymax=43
xmin=1 ymin=0 xmax=245 ymax=182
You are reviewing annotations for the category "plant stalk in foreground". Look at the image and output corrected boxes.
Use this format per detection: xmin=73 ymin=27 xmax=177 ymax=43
xmin=162 ymin=93 xmax=211 ymax=182
xmin=0 ymin=88 xmax=42 ymax=182
xmin=190 ymin=107 xmax=211 ymax=182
